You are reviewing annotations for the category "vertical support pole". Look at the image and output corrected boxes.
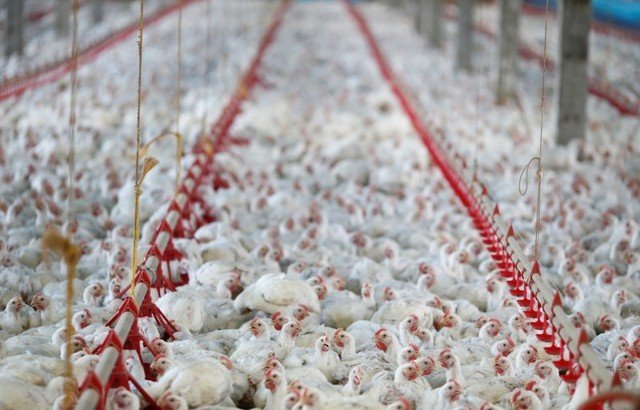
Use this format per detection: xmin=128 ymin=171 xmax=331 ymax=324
xmin=556 ymin=0 xmax=591 ymax=145
xmin=56 ymin=0 xmax=71 ymax=37
xmin=415 ymin=0 xmax=423 ymax=32
xmin=92 ymin=0 xmax=104 ymax=23
xmin=496 ymin=0 xmax=522 ymax=104
xmin=418 ymin=0 xmax=428 ymax=37
xmin=456 ymin=0 xmax=474 ymax=71
xmin=5 ymin=0 xmax=24 ymax=57
xmin=429 ymin=0 xmax=444 ymax=48
xmin=401 ymin=0 xmax=415 ymax=17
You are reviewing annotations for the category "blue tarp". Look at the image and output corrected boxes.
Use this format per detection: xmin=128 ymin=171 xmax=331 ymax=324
xmin=525 ymin=0 xmax=640 ymax=32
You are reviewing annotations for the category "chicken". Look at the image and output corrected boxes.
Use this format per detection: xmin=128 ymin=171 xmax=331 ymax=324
xmin=106 ymin=387 xmax=140 ymax=410
xmin=419 ymin=380 xmax=463 ymax=410
xmin=511 ymin=388 xmax=544 ymax=410
xmin=263 ymin=369 xmax=288 ymax=410
xmin=0 ymin=377 xmax=49 ymax=409
xmin=230 ymin=320 xmax=302 ymax=371
xmin=148 ymin=355 xmax=233 ymax=407
xmin=320 ymin=281 xmax=376 ymax=329
xmin=234 ymin=273 xmax=320 ymax=314
xmin=155 ymin=288 xmax=206 ymax=332
xmin=0 ymin=296 xmax=29 ymax=333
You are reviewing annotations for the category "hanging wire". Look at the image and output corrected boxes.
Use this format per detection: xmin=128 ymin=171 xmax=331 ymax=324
xmin=472 ymin=0 xmax=484 ymax=180
xmin=66 ymin=0 xmax=80 ymax=235
xmin=201 ymin=0 xmax=214 ymax=135
xmin=519 ymin=0 xmax=552 ymax=261
xmin=130 ymin=0 xmax=146 ymax=296
xmin=221 ymin=0 xmax=230 ymax=95
xmin=41 ymin=229 xmax=81 ymax=409
xmin=175 ymin=0 xmax=183 ymax=184
xmin=61 ymin=0 xmax=81 ymax=406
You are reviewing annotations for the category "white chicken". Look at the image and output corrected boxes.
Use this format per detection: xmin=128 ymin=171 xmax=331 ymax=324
xmin=234 ymin=273 xmax=320 ymax=314
xmin=148 ymin=355 xmax=233 ymax=407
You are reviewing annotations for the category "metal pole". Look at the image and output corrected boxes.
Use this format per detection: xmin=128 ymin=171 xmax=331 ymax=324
xmin=55 ymin=0 xmax=71 ymax=37
xmin=428 ymin=0 xmax=443 ymax=48
xmin=556 ymin=0 xmax=591 ymax=145
xmin=414 ymin=0 xmax=422 ymax=32
xmin=496 ymin=0 xmax=521 ymax=104
xmin=456 ymin=0 xmax=473 ymax=71
xmin=92 ymin=0 xmax=104 ymax=23
xmin=5 ymin=0 xmax=24 ymax=57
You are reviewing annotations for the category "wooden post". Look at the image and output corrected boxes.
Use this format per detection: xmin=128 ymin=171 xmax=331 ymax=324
xmin=556 ymin=0 xmax=591 ymax=145
xmin=456 ymin=0 xmax=474 ymax=71
xmin=428 ymin=0 xmax=444 ymax=48
xmin=496 ymin=0 xmax=522 ymax=104
xmin=92 ymin=0 xmax=104 ymax=23
xmin=5 ymin=0 xmax=24 ymax=57
xmin=55 ymin=0 xmax=71 ymax=37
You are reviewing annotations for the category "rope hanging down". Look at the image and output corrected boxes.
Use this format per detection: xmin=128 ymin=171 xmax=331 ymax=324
xmin=175 ymin=0 xmax=184 ymax=185
xmin=41 ymin=229 xmax=81 ymax=409
xmin=519 ymin=0 xmax=550 ymax=261
xmin=130 ymin=0 xmax=159 ymax=297
xmin=201 ymin=0 xmax=214 ymax=135
xmin=58 ymin=0 xmax=82 ymax=407
xmin=66 ymin=0 xmax=80 ymax=237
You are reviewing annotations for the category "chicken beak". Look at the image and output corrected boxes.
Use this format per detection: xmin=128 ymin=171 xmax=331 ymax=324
xmin=29 ymin=297 xmax=40 ymax=310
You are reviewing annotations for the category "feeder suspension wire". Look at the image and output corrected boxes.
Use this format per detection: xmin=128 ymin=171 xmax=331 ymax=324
xmin=131 ymin=0 xmax=145 ymax=295
xmin=175 ymin=0 xmax=183 ymax=184
xmin=533 ymin=0 xmax=551 ymax=261
xmin=66 ymin=0 xmax=80 ymax=235
xmin=63 ymin=0 xmax=81 ymax=407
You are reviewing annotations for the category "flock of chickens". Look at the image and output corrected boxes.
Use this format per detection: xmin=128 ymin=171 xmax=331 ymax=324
xmin=1 ymin=1 xmax=639 ymax=410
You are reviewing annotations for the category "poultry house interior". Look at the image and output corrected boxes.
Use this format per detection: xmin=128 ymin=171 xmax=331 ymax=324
xmin=1 ymin=0 xmax=639 ymax=409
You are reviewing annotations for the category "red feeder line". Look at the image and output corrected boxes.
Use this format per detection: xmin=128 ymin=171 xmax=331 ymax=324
xmin=75 ymin=1 xmax=291 ymax=408
xmin=0 ymin=0 xmax=204 ymax=102
xmin=343 ymin=0 xmax=614 ymax=394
